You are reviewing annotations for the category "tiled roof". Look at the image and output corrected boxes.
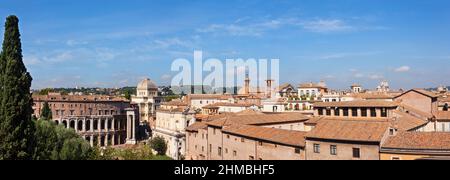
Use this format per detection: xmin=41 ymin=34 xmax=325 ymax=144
xmin=346 ymin=93 xmax=394 ymax=100
xmin=382 ymin=132 xmax=450 ymax=151
xmin=299 ymin=82 xmax=327 ymax=89
xmin=391 ymin=110 xmax=429 ymax=131
xmin=206 ymin=112 xmax=309 ymax=127
xmin=306 ymin=120 xmax=390 ymax=143
xmin=186 ymin=122 xmax=208 ymax=132
xmin=435 ymin=111 xmax=450 ymax=120
xmin=222 ymin=124 xmax=307 ymax=147
xmin=314 ymin=100 xmax=398 ymax=108
xmin=203 ymin=102 xmax=258 ymax=108
xmin=32 ymin=95 xmax=128 ymax=102
xmin=161 ymin=101 xmax=187 ymax=106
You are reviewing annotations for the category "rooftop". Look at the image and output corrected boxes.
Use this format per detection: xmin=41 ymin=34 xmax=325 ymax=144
xmin=32 ymin=94 xmax=129 ymax=102
xmin=222 ymin=124 xmax=307 ymax=147
xmin=382 ymin=132 xmax=450 ymax=151
xmin=206 ymin=112 xmax=309 ymax=128
xmin=306 ymin=120 xmax=390 ymax=143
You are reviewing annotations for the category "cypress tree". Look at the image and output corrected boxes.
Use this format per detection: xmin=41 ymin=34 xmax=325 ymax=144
xmin=41 ymin=101 xmax=52 ymax=120
xmin=0 ymin=15 xmax=35 ymax=160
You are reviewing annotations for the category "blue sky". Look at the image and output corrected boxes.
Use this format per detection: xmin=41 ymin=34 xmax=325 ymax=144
xmin=1 ymin=0 xmax=450 ymax=90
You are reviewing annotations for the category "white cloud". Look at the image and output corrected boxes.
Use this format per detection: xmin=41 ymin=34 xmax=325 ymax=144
xmin=394 ymin=66 xmax=411 ymax=72
xmin=369 ymin=74 xmax=384 ymax=80
xmin=302 ymin=19 xmax=353 ymax=33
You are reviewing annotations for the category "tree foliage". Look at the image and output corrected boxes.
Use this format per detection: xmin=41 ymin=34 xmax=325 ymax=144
xmin=41 ymin=102 xmax=52 ymax=120
xmin=0 ymin=15 xmax=35 ymax=160
xmin=33 ymin=120 xmax=96 ymax=160
xmin=149 ymin=136 xmax=168 ymax=155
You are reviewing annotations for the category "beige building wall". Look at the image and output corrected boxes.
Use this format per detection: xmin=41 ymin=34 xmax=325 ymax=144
xmin=186 ymin=129 xmax=208 ymax=160
xmin=305 ymin=139 xmax=381 ymax=160
xmin=257 ymin=143 xmax=305 ymax=160
xmin=395 ymin=91 xmax=435 ymax=114
xmin=207 ymin=126 xmax=224 ymax=160
xmin=222 ymin=134 xmax=257 ymax=160
xmin=379 ymin=153 xmax=431 ymax=160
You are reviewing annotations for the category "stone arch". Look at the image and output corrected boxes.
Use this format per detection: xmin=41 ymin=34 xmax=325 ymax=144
xmin=77 ymin=120 xmax=83 ymax=131
xmin=62 ymin=120 xmax=68 ymax=128
xmin=107 ymin=119 xmax=112 ymax=129
xmin=69 ymin=120 xmax=75 ymax=129
xmin=86 ymin=120 xmax=91 ymax=131
xmin=93 ymin=119 xmax=99 ymax=130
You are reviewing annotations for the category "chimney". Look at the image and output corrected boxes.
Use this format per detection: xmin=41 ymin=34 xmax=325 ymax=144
xmin=266 ymin=79 xmax=274 ymax=98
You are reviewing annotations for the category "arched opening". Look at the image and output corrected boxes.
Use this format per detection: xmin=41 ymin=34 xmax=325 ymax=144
xmin=69 ymin=121 xmax=75 ymax=129
xmin=93 ymin=119 xmax=98 ymax=130
xmin=77 ymin=121 xmax=83 ymax=131
xmin=114 ymin=135 xmax=118 ymax=145
xmin=444 ymin=103 xmax=449 ymax=111
xmin=86 ymin=136 xmax=91 ymax=144
xmin=108 ymin=135 xmax=113 ymax=146
xmin=86 ymin=120 xmax=91 ymax=131
xmin=100 ymin=136 xmax=105 ymax=147
xmin=295 ymin=104 xmax=300 ymax=111
xmin=55 ymin=120 xmax=59 ymax=125
xmin=93 ymin=136 xmax=99 ymax=146
xmin=62 ymin=120 xmax=68 ymax=128
xmin=107 ymin=119 xmax=112 ymax=130
xmin=101 ymin=119 xmax=105 ymax=130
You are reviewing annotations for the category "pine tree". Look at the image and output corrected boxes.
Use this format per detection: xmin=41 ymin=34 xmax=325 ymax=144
xmin=41 ymin=101 xmax=52 ymax=120
xmin=0 ymin=15 xmax=35 ymax=160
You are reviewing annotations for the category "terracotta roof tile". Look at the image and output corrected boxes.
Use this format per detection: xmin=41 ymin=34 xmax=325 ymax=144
xmin=33 ymin=94 xmax=128 ymax=102
xmin=382 ymin=132 xmax=450 ymax=150
xmin=206 ymin=112 xmax=309 ymax=127
xmin=435 ymin=111 xmax=450 ymax=120
xmin=306 ymin=120 xmax=390 ymax=143
xmin=186 ymin=122 xmax=208 ymax=132
xmin=222 ymin=124 xmax=307 ymax=147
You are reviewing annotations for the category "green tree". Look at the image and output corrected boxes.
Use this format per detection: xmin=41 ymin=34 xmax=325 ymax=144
xmin=0 ymin=15 xmax=35 ymax=160
xmin=41 ymin=101 xmax=52 ymax=120
xmin=149 ymin=136 xmax=168 ymax=155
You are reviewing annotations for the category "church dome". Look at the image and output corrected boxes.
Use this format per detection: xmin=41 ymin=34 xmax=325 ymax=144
xmin=137 ymin=78 xmax=158 ymax=90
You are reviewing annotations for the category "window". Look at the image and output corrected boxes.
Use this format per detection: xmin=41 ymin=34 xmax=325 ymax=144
xmin=218 ymin=147 xmax=222 ymax=156
xmin=353 ymin=148 xmax=360 ymax=158
xmin=295 ymin=148 xmax=301 ymax=154
xmin=318 ymin=108 xmax=324 ymax=116
xmin=330 ymin=145 xmax=337 ymax=155
xmin=326 ymin=109 xmax=331 ymax=116
xmin=391 ymin=157 xmax=401 ymax=160
xmin=249 ymin=156 xmax=254 ymax=160
xmin=334 ymin=108 xmax=340 ymax=116
xmin=227 ymin=135 xmax=230 ymax=139
xmin=209 ymin=144 xmax=212 ymax=152
xmin=343 ymin=108 xmax=349 ymax=116
xmin=225 ymin=148 xmax=228 ymax=154
xmin=313 ymin=144 xmax=320 ymax=153
xmin=259 ymin=141 xmax=263 ymax=146
xmin=370 ymin=108 xmax=377 ymax=117
xmin=352 ymin=108 xmax=358 ymax=117
xmin=381 ymin=108 xmax=387 ymax=117
xmin=241 ymin=138 xmax=245 ymax=143
xmin=389 ymin=128 xmax=395 ymax=136
xmin=361 ymin=108 xmax=367 ymax=117
xmin=233 ymin=151 xmax=237 ymax=157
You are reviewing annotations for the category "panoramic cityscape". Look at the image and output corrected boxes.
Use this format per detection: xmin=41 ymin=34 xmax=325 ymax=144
xmin=1 ymin=0 xmax=450 ymax=163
